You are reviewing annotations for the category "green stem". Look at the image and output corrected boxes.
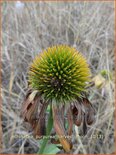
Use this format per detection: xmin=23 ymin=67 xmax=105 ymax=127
xmin=38 ymin=104 xmax=53 ymax=154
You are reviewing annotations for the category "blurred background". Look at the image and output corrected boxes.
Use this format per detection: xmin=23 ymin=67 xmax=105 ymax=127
xmin=2 ymin=1 xmax=115 ymax=154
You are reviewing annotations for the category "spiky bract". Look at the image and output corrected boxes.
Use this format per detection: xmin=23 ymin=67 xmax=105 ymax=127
xmin=28 ymin=45 xmax=90 ymax=104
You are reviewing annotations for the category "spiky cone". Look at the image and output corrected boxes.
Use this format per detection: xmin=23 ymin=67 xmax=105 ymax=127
xmin=21 ymin=45 xmax=95 ymax=152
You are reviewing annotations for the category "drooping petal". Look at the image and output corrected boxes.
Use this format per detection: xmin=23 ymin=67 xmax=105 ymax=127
xmin=33 ymin=101 xmax=49 ymax=139
xmin=72 ymin=102 xmax=82 ymax=126
xmin=21 ymin=89 xmax=48 ymax=139
xmin=67 ymin=106 xmax=73 ymax=136
xmin=82 ymin=98 xmax=95 ymax=125
xmin=61 ymin=104 xmax=65 ymax=126
xmin=52 ymin=104 xmax=71 ymax=152
xmin=21 ymin=89 xmax=40 ymax=123
xmin=83 ymin=114 xmax=87 ymax=135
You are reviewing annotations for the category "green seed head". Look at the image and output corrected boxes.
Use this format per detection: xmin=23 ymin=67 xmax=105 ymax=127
xmin=28 ymin=45 xmax=91 ymax=104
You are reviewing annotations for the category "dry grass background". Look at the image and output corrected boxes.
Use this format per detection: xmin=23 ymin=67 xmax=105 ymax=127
xmin=1 ymin=1 xmax=115 ymax=154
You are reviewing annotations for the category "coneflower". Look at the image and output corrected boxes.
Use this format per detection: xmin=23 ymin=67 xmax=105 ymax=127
xmin=21 ymin=45 xmax=95 ymax=153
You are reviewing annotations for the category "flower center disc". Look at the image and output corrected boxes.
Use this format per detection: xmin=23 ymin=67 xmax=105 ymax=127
xmin=28 ymin=45 xmax=91 ymax=104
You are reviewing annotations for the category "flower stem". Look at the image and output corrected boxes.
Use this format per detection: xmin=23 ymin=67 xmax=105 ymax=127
xmin=38 ymin=104 xmax=53 ymax=154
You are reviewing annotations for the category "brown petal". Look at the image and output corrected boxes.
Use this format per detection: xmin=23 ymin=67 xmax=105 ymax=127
xmin=61 ymin=104 xmax=65 ymax=126
xmin=21 ymin=89 xmax=47 ymax=139
xmin=82 ymin=98 xmax=95 ymax=125
xmin=86 ymin=109 xmax=95 ymax=125
xmin=67 ymin=107 xmax=73 ymax=136
xmin=83 ymin=114 xmax=87 ymax=135
xmin=33 ymin=101 xmax=49 ymax=139
xmin=21 ymin=89 xmax=40 ymax=123
xmin=72 ymin=103 xmax=82 ymax=126
xmin=52 ymin=104 xmax=71 ymax=152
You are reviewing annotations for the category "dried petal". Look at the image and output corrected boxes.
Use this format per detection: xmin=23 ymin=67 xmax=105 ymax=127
xmin=82 ymin=98 xmax=95 ymax=125
xmin=52 ymin=104 xmax=71 ymax=152
xmin=72 ymin=103 xmax=82 ymax=126
xmin=86 ymin=109 xmax=95 ymax=125
xmin=33 ymin=101 xmax=49 ymax=139
xmin=83 ymin=114 xmax=87 ymax=135
xmin=67 ymin=107 xmax=73 ymax=136
xmin=21 ymin=89 xmax=40 ymax=123
xmin=21 ymin=89 xmax=48 ymax=139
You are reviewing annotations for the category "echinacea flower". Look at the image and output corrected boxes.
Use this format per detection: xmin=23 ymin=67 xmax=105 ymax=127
xmin=21 ymin=45 xmax=95 ymax=152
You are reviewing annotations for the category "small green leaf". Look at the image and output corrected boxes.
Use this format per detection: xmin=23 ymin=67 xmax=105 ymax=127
xmin=42 ymin=144 xmax=60 ymax=154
